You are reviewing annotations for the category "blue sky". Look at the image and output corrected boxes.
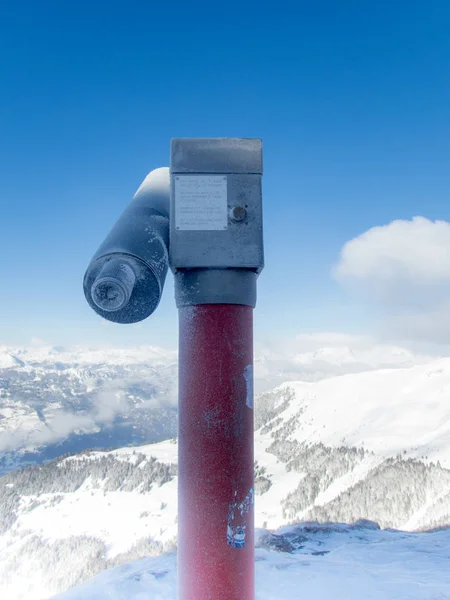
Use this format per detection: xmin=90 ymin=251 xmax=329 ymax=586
xmin=1 ymin=1 xmax=450 ymax=350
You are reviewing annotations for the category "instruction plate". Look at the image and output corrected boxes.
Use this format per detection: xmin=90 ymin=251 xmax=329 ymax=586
xmin=175 ymin=175 xmax=228 ymax=231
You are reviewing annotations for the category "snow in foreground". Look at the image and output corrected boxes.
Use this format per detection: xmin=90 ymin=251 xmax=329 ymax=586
xmin=52 ymin=522 xmax=450 ymax=600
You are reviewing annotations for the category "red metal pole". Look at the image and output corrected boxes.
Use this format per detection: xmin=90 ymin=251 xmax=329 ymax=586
xmin=178 ymin=304 xmax=254 ymax=600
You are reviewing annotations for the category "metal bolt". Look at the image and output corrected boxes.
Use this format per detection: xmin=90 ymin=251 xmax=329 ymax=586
xmin=229 ymin=206 xmax=247 ymax=222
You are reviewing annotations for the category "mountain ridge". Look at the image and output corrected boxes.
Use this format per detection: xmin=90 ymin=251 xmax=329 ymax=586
xmin=2 ymin=342 xmax=450 ymax=598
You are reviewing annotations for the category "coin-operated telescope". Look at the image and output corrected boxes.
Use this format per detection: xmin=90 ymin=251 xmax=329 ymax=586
xmin=83 ymin=139 xmax=264 ymax=600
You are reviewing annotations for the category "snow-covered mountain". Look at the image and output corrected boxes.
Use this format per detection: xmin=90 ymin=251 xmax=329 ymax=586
xmin=0 ymin=344 xmax=178 ymax=474
xmin=253 ymin=335 xmax=432 ymax=390
xmin=3 ymin=356 xmax=450 ymax=599
xmin=52 ymin=523 xmax=450 ymax=600
xmin=0 ymin=340 xmax=433 ymax=475
xmin=254 ymin=359 xmax=450 ymax=531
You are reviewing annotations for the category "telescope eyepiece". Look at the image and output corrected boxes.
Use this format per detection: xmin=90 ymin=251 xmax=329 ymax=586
xmin=91 ymin=259 xmax=136 ymax=312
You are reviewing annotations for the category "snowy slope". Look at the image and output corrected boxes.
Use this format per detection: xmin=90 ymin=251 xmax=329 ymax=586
xmin=3 ymin=354 xmax=450 ymax=598
xmin=254 ymin=358 xmax=450 ymax=530
xmin=52 ymin=523 xmax=450 ymax=600
xmin=258 ymin=357 xmax=450 ymax=466
xmin=0 ymin=442 xmax=179 ymax=600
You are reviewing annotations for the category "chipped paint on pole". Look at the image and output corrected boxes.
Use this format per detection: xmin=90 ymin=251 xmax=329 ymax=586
xmin=243 ymin=365 xmax=254 ymax=410
xmin=227 ymin=486 xmax=255 ymax=548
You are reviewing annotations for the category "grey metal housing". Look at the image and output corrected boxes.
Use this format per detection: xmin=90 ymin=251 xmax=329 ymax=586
xmin=170 ymin=138 xmax=264 ymax=274
xmin=169 ymin=138 xmax=264 ymax=308
xmin=171 ymin=138 xmax=263 ymax=174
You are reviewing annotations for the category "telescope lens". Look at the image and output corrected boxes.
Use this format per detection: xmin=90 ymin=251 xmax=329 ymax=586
xmin=91 ymin=259 xmax=136 ymax=312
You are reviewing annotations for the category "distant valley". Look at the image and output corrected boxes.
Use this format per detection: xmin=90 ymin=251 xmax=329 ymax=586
xmin=1 ymin=341 xmax=449 ymax=599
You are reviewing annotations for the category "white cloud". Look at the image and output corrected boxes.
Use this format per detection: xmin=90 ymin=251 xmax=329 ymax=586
xmin=91 ymin=386 xmax=129 ymax=424
xmin=0 ymin=411 xmax=97 ymax=452
xmin=333 ymin=217 xmax=450 ymax=302
xmin=0 ymin=382 xmax=131 ymax=453
xmin=333 ymin=216 xmax=450 ymax=343
xmin=334 ymin=217 xmax=450 ymax=287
